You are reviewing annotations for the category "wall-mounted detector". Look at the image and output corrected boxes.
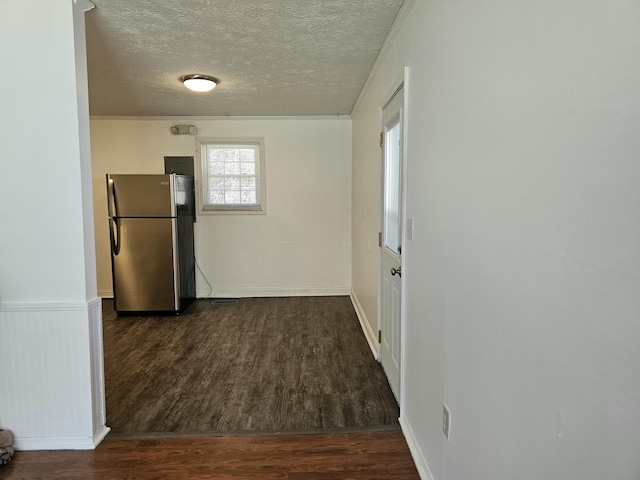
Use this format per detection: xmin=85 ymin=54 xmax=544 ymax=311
xmin=170 ymin=125 xmax=198 ymax=135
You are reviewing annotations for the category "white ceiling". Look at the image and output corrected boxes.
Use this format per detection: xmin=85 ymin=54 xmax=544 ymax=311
xmin=85 ymin=0 xmax=405 ymax=117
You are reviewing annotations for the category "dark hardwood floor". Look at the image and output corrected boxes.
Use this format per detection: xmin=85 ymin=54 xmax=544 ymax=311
xmin=103 ymin=296 xmax=400 ymax=435
xmin=3 ymin=298 xmax=420 ymax=478
xmin=2 ymin=431 xmax=420 ymax=479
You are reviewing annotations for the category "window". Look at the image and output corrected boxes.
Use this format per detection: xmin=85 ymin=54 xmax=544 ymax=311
xmin=199 ymin=138 xmax=265 ymax=213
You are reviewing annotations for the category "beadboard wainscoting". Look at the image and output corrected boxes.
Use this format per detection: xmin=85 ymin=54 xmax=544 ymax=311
xmin=0 ymin=299 xmax=109 ymax=450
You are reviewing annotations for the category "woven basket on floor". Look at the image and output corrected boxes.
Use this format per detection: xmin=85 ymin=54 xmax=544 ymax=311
xmin=0 ymin=429 xmax=14 ymax=465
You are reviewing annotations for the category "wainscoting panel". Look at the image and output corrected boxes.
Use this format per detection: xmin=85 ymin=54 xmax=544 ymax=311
xmin=0 ymin=300 xmax=108 ymax=450
xmin=87 ymin=298 xmax=110 ymax=446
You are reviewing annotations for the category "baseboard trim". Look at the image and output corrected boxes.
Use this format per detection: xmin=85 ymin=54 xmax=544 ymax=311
xmin=17 ymin=424 xmax=111 ymax=450
xmin=399 ymin=415 xmax=434 ymax=480
xmin=197 ymin=287 xmax=351 ymax=298
xmin=101 ymin=288 xmax=352 ymax=299
xmin=14 ymin=435 xmax=99 ymax=451
xmin=350 ymin=289 xmax=378 ymax=359
xmin=93 ymin=425 xmax=111 ymax=447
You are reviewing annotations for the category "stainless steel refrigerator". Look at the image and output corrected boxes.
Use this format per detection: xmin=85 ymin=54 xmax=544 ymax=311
xmin=106 ymin=174 xmax=195 ymax=314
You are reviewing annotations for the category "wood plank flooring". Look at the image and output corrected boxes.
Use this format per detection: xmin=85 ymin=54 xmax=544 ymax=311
xmin=2 ymin=431 xmax=420 ymax=479
xmin=104 ymin=297 xmax=400 ymax=435
xmin=3 ymin=298 xmax=419 ymax=479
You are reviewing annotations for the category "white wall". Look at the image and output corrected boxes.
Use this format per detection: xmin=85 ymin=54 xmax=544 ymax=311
xmin=351 ymin=78 xmax=383 ymax=347
xmin=0 ymin=0 xmax=108 ymax=450
xmin=90 ymin=117 xmax=352 ymax=298
xmin=0 ymin=2 xmax=88 ymax=302
xmin=352 ymin=1 xmax=640 ymax=479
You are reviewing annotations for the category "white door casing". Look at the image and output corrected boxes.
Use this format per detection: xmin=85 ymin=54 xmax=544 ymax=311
xmin=380 ymin=85 xmax=404 ymax=401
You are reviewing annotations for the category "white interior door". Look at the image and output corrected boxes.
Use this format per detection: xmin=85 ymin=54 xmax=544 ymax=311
xmin=380 ymin=86 xmax=404 ymax=401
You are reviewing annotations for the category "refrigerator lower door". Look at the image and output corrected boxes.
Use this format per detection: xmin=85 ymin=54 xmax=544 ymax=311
xmin=111 ymin=217 xmax=180 ymax=313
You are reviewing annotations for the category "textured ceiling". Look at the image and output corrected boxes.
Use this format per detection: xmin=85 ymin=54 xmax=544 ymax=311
xmin=85 ymin=0 xmax=404 ymax=116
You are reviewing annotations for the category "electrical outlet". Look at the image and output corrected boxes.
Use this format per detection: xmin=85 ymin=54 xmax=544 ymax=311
xmin=443 ymin=404 xmax=451 ymax=441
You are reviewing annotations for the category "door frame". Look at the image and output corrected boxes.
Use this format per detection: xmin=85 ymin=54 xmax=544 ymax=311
xmin=378 ymin=67 xmax=410 ymax=406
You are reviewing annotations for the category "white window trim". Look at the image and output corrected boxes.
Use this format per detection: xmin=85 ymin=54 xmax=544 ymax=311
xmin=196 ymin=137 xmax=266 ymax=215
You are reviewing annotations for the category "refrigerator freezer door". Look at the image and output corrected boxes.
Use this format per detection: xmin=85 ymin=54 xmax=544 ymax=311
xmin=107 ymin=174 xmax=176 ymax=218
xmin=112 ymin=217 xmax=180 ymax=312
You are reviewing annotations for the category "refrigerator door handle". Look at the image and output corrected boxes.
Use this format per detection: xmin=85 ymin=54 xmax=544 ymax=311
xmin=107 ymin=176 xmax=120 ymax=254
xmin=107 ymin=177 xmax=118 ymax=218
xmin=109 ymin=218 xmax=121 ymax=255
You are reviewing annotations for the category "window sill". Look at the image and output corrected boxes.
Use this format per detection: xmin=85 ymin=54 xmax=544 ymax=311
xmin=200 ymin=206 xmax=266 ymax=215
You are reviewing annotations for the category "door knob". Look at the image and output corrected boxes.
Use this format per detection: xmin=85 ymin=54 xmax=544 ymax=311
xmin=391 ymin=266 xmax=402 ymax=277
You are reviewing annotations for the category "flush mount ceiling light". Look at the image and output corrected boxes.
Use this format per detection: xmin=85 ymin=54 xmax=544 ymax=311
xmin=181 ymin=74 xmax=218 ymax=92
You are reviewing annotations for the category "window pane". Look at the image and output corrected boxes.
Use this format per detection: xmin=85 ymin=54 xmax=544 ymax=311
xmin=240 ymin=177 xmax=256 ymax=190
xmin=384 ymin=121 xmax=401 ymax=253
xmin=240 ymin=149 xmax=254 ymax=161
xmin=225 ymin=162 xmax=240 ymax=175
xmin=209 ymin=177 xmax=224 ymax=191
xmin=209 ymin=149 xmax=222 ymax=161
xmin=225 ymin=177 xmax=240 ymax=191
xmin=209 ymin=162 xmax=224 ymax=174
xmin=241 ymin=162 xmax=255 ymax=175
xmin=210 ymin=191 xmax=224 ymax=203
xmin=223 ymin=149 xmax=238 ymax=162
xmin=225 ymin=191 xmax=241 ymax=203
xmin=241 ymin=190 xmax=256 ymax=203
